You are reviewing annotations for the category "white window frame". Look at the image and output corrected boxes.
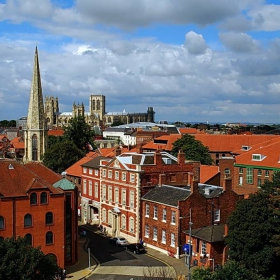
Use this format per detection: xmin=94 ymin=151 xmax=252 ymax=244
xmin=95 ymin=169 xmax=98 ymax=176
xmin=130 ymin=191 xmax=134 ymax=208
xmin=153 ymin=227 xmax=158 ymax=241
xmin=83 ymin=167 xmax=87 ymax=174
xmin=115 ymin=171 xmax=119 ymax=180
xmin=94 ymin=182 xmax=98 ymax=198
xmin=102 ymin=169 xmax=106 ymax=178
xmin=214 ymin=209 xmax=220 ymax=222
xmin=83 ymin=179 xmax=87 ymax=195
xmin=89 ymin=181 xmax=92 ymax=196
xmin=108 ymin=186 xmax=112 ymax=202
xmin=162 ymin=230 xmax=166 ymax=244
xmin=201 ymin=240 xmax=207 ymax=255
xmin=129 ymin=217 xmax=134 ymax=233
xmin=122 ymin=189 xmax=126 ymax=206
xmin=170 ymin=232 xmax=175 ymax=247
xmin=102 ymin=185 xmax=106 ymax=200
xmin=130 ymin=173 xmax=135 ymax=183
xmin=171 ymin=211 xmax=176 ymax=224
xmin=122 ymin=172 xmax=126 ymax=181
xmin=162 ymin=208 xmax=166 ymax=222
xmin=108 ymin=211 xmax=112 ymax=226
xmin=108 ymin=170 xmax=112 ymax=178
xmin=89 ymin=168 xmax=92 ymax=175
xmin=121 ymin=215 xmax=126 ymax=230
xmin=102 ymin=208 xmax=106 ymax=222
xmin=115 ymin=188 xmax=119 ymax=204
xmin=154 ymin=206 xmax=158 ymax=220
xmin=145 ymin=204 xmax=150 ymax=217
xmin=145 ymin=224 xmax=149 ymax=237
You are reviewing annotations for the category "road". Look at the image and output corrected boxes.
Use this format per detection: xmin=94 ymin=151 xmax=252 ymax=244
xmin=84 ymin=226 xmax=175 ymax=280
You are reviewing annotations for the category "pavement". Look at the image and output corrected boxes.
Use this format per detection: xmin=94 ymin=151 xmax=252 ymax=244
xmin=65 ymin=223 xmax=190 ymax=280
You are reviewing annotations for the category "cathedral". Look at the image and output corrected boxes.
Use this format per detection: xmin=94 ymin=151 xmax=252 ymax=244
xmin=45 ymin=95 xmax=155 ymax=129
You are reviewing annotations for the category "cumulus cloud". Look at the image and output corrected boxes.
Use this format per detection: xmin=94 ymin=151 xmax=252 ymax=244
xmin=184 ymin=31 xmax=208 ymax=55
xmin=219 ymin=32 xmax=261 ymax=53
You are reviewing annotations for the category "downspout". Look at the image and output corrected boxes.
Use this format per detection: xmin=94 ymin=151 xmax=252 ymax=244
xmin=13 ymin=197 xmax=16 ymax=238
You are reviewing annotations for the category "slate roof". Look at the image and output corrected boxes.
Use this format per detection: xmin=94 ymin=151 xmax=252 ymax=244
xmin=198 ymin=184 xmax=224 ymax=198
xmin=82 ymin=156 xmax=111 ymax=168
xmin=189 ymin=224 xmax=225 ymax=243
xmin=141 ymin=185 xmax=191 ymax=207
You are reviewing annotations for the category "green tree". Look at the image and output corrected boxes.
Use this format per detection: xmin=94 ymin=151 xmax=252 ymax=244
xmin=171 ymin=134 xmax=213 ymax=165
xmin=43 ymin=139 xmax=85 ymax=173
xmin=226 ymin=172 xmax=280 ymax=279
xmin=47 ymin=135 xmax=64 ymax=149
xmin=63 ymin=116 xmax=95 ymax=152
xmin=0 ymin=236 xmax=60 ymax=279
xmin=0 ymin=119 xmax=16 ymax=127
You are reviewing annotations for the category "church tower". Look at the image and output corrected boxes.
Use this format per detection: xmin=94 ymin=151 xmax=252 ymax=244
xmin=24 ymin=47 xmax=47 ymax=162
xmin=89 ymin=95 xmax=106 ymax=121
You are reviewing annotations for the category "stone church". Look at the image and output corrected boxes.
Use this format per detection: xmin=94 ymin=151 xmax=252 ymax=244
xmin=45 ymin=95 xmax=155 ymax=129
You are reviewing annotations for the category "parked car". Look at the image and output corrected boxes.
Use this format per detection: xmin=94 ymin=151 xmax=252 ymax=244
xmin=126 ymin=243 xmax=145 ymax=254
xmin=109 ymin=236 xmax=129 ymax=246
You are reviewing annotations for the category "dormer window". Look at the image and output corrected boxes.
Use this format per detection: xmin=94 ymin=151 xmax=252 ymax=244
xmin=252 ymin=154 xmax=266 ymax=161
xmin=242 ymin=145 xmax=251 ymax=151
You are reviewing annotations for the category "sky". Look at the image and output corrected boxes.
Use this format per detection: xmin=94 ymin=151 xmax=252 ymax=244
xmin=1 ymin=0 xmax=280 ymax=124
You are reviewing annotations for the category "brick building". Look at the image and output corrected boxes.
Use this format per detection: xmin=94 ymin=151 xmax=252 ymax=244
xmin=98 ymin=149 xmax=200 ymax=243
xmin=0 ymin=161 xmax=78 ymax=268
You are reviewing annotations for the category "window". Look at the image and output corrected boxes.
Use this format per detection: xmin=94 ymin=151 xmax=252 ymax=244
xmin=83 ymin=167 xmax=87 ymax=174
xmin=122 ymin=189 xmax=126 ymax=206
xmin=224 ymin=168 xmax=230 ymax=177
xmin=40 ymin=192 xmax=47 ymax=204
xmin=239 ymin=176 xmax=243 ymax=186
xmin=154 ymin=206 xmax=158 ymax=219
xmin=130 ymin=191 xmax=134 ymax=208
xmin=171 ymin=211 xmax=176 ymax=224
xmin=46 ymin=231 xmax=53 ymax=244
xmin=201 ymin=240 xmax=207 ymax=255
xmin=24 ymin=214 xmax=32 ymax=227
xmin=122 ymin=172 xmax=126 ymax=181
xmin=102 ymin=185 xmax=106 ymax=200
xmin=162 ymin=209 xmax=166 ymax=222
xmin=0 ymin=216 xmax=4 ymax=230
xmin=258 ymin=178 xmax=262 ymax=187
xmin=171 ymin=233 xmax=175 ymax=247
xmin=246 ymin=168 xmax=253 ymax=184
xmin=30 ymin=193 xmax=37 ymax=205
xmin=24 ymin=234 xmax=32 ymax=246
xmin=115 ymin=188 xmax=119 ymax=203
xmin=214 ymin=209 xmax=220 ymax=222
xmin=162 ymin=230 xmax=166 ymax=244
xmin=239 ymin=168 xmax=243 ymax=174
xmin=94 ymin=183 xmax=98 ymax=198
xmin=145 ymin=204 xmax=150 ymax=217
xmin=46 ymin=212 xmax=53 ymax=225
xmin=130 ymin=173 xmax=135 ymax=183
xmin=115 ymin=171 xmax=119 ymax=180
xmin=121 ymin=215 xmax=126 ymax=230
xmin=108 ymin=211 xmax=112 ymax=226
xmin=265 ymin=170 xmax=269 ymax=177
xmin=108 ymin=187 xmax=112 ymax=202
xmin=83 ymin=180 xmax=87 ymax=195
xmin=129 ymin=217 xmax=134 ymax=233
xmin=153 ymin=227 xmax=158 ymax=240
xmin=89 ymin=168 xmax=92 ymax=175
xmin=95 ymin=169 xmax=98 ymax=176
xmin=31 ymin=134 xmax=38 ymax=161
xmin=258 ymin=169 xmax=262 ymax=176
xmin=102 ymin=208 xmax=106 ymax=222
xmin=145 ymin=225 xmax=149 ymax=237
xmin=89 ymin=181 xmax=92 ymax=196
xmin=108 ymin=170 xmax=112 ymax=178
xmin=102 ymin=169 xmax=106 ymax=177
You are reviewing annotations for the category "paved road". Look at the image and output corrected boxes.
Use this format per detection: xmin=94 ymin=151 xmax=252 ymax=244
xmin=84 ymin=226 xmax=175 ymax=280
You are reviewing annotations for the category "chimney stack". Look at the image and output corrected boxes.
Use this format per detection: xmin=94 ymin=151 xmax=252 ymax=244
xmin=177 ymin=149 xmax=186 ymax=165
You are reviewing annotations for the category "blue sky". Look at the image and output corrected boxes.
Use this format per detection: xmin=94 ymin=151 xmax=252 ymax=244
xmin=1 ymin=0 xmax=280 ymax=124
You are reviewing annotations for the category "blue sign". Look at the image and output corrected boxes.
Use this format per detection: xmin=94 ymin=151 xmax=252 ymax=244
xmin=182 ymin=244 xmax=192 ymax=254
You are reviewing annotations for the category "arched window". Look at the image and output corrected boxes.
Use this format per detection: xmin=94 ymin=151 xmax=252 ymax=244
xmin=40 ymin=192 xmax=47 ymax=204
xmin=46 ymin=212 xmax=53 ymax=225
xmin=0 ymin=216 xmax=4 ymax=229
xmin=24 ymin=214 xmax=32 ymax=227
xmin=46 ymin=231 xmax=53 ymax=244
xmin=30 ymin=193 xmax=37 ymax=205
xmin=24 ymin=234 xmax=32 ymax=246
xmin=32 ymin=134 xmax=38 ymax=161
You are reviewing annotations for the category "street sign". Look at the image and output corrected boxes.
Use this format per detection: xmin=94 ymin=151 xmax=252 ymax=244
xmin=182 ymin=244 xmax=192 ymax=254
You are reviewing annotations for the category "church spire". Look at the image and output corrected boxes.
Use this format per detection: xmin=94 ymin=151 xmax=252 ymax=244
xmin=24 ymin=47 xmax=47 ymax=162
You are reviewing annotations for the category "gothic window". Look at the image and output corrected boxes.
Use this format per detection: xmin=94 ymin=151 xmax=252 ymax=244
xmin=92 ymin=100 xmax=95 ymax=111
xmin=32 ymin=134 xmax=38 ymax=161
xmin=97 ymin=100 xmax=100 ymax=110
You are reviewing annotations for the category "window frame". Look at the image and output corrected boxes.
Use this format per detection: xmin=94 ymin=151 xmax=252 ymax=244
xmin=145 ymin=204 xmax=150 ymax=217
xmin=153 ymin=206 xmax=158 ymax=220
xmin=214 ymin=209 xmax=220 ymax=222
xmin=0 ymin=216 xmax=4 ymax=230
xmin=30 ymin=193 xmax=37 ymax=205
xmin=153 ymin=227 xmax=158 ymax=241
xmin=162 ymin=229 xmax=166 ymax=244
xmin=40 ymin=192 xmax=48 ymax=204
xmin=24 ymin=214 xmax=32 ymax=228
xmin=46 ymin=212 xmax=54 ymax=225
xmin=46 ymin=231 xmax=54 ymax=245
xmin=171 ymin=211 xmax=176 ymax=224
xmin=170 ymin=232 xmax=175 ymax=247
xmin=162 ymin=208 xmax=167 ymax=222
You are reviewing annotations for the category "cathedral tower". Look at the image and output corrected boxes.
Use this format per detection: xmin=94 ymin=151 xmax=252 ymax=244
xmin=24 ymin=47 xmax=47 ymax=162
xmin=89 ymin=95 xmax=106 ymax=121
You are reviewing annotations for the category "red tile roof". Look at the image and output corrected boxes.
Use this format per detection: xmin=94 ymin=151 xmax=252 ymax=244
xmin=48 ymin=129 xmax=64 ymax=136
xmin=179 ymin=128 xmax=198 ymax=134
xmin=0 ymin=161 xmax=63 ymax=197
xmin=200 ymin=165 xmax=219 ymax=183
xmin=143 ymin=134 xmax=181 ymax=151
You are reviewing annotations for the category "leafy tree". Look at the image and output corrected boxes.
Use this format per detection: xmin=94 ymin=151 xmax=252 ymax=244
xmin=63 ymin=116 xmax=95 ymax=152
xmin=0 ymin=236 xmax=60 ymax=279
xmin=111 ymin=121 xmax=125 ymax=127
xmin=0 ymin=119 xmax=16 ymax=127
xmin=171 ymin=134 xmax=213 ymax=165
xmin=47 ymin=135 xmax=64 ymax=149
xmin=226 ymin=172 xmax=280 ymax=279
xmin=43 ymin=139 xmax=85 ymax=173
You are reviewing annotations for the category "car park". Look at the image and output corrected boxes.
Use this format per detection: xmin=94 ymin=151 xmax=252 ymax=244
xmin=126 ymin=243 xmax=145 ymax=254
xmin=109 ymin=236 xmax=129 ymax=246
